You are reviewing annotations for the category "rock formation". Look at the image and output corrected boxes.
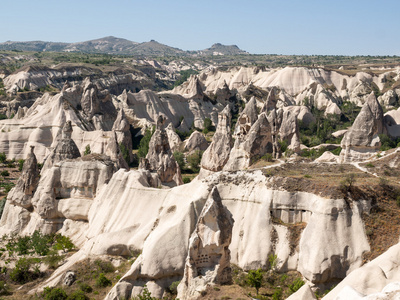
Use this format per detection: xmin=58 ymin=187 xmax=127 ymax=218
xmin=141 ymin=115 xmax=182 ymax=185
xmin=165 ymin=123 xmax=182 ymax=152
xmin=112 ymin=108 xmax=133 ymax=163
xmin=42 ymin=121 xmax=81 ymax=171
xmin=279 ymin=109 xmax=301 ymax=153
xmin=184 ymin=131 xmax=209 ymax=153
xmin=268 ymin=108 xmax=283 ymax=158
xmin=224 ymin=112 xmax=272 ymax=171
xmin=340 ymin=93 xmax=385 ymax=162
xmin=200 ymin=106 xmax=232 ymax=172
xmin=177 ymin=187 xmax=234 ymax=299
xmin=7 ymin=145 xmax=39 ymax=209
xmin=233 ymin=96 xmax=258 ymax=137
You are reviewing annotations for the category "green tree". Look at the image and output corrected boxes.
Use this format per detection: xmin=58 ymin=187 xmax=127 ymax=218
xmin=203 ymin=118 xmax=212 ymax=134
xmin=173 ymin=151 xmax=185 ymax=170
xmin=247 ymin=269 xmax=263 ymax=295
xmin=138 ymin=127 xmax=155 ymax=158
xmin=187 ymin=150 xmax=203 ymax=173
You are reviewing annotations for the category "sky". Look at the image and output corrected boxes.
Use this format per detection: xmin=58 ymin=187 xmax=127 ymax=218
xmin=2 ymin=0 xmax=400 ymax=56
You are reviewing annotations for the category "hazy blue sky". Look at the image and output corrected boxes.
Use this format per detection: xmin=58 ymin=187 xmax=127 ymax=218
xmin=2 ymin=0 xmax=399 ymax=55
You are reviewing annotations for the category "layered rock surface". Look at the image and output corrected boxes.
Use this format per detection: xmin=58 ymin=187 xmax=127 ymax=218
xmin=340 ymin=93 xmax=385 ymax=162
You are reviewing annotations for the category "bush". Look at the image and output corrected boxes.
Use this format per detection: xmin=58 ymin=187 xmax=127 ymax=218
xmin=79 ymin=282 xmax=93 ymax=293
xmin=261 ymin=153 xmax=274 ymax=162
xmin=96 ymin=273 xmax=112 ymax=287
xmin=10 ymin=257 xmax=41 ymax=284
xmin=173 ymin=151 xmax=185 ymax=170
xmin=0 ymin=152 xmax=6 ymax=163
xmin=0 ymin=198 xmax=6 ymax=219
xmin=289 ymin=277 xmax=305 ymax=294
xmin=53 ymin=234 xmax=75 ymax=252
xmin=0 ymin=170 xmax=9 ymax=177
xmin=18 ymin=159 xmax=24 ymax=171
xmin=187 ymin=150 xmax=203 ymax=173
xmin=94 ymin=259 xmax=114 ymax=273
xmin=366 ymin=163 xmax=375 ymax=168
xmin=133 ymin=285 xmax=157 ymax=300
xmin=330 ymin=147 xmax=342 ymax=156
xmin=31 ymin=230 xmax=52 ymax=256
xmin=247 ymin=269 xmax=263 ymax=295
xmin=138 ymin=127 xmax=155 ymax=158
xmin=42 ymin=287 xmax=68 ymax=300
xmin=203 ymin=118 xmax=213 ymax=134
xmin=43 ymin=250 xmax=64 ymax=269
xmin=67 ymin=290 xmax=89 ymax=300
xmin=182 ymin=177 xmax=191 ymax=184
xmin=83 ymin=145 xmax=91 ymax=156
xmin=0 ymin=280 xmax=10 ymax=296
xmin=340 ymin=173 xmax=356 ymax=192
xmin=272 ymin=287 xmax=282 ymax=300
xmin=119 ymin=143 xmax=131 ymax=166
xmin=168 ymin=281 xmax=180 ymax=295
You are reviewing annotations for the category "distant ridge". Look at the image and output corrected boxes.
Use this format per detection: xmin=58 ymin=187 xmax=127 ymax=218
xmin=0 ymin=36 xmax=248 ymax=57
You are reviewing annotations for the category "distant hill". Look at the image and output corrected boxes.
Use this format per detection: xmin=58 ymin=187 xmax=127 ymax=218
xmin=0 ymin=37 xmax=248 ymax=57
xmin=198 ymin=43 xmax=249 ymax=56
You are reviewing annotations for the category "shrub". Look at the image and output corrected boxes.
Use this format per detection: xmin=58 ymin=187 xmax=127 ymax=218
xmin=67 ymin=290 xmax=89 ymax=300
xmin=42 ymin=287 xmax=68 ymax=300
xmin=0 ymin=170 xmax=9 ymax=177
xmin=339 ymin=173 xmax=356 ymax=192
xmin=268 ymin=253 xmax=278 ymax=271
xmin=261 ymin=153 xmax=274 ymax=162
xmin=173 ymin=151 xmax=185 ymax=170
xmin=133 ymin=285 xmax=157 ymax=300
xmin=366 ymin=163 xmax=375 ymax=168
xmin=168 ymin=281 xmax=180 ymax=295
xmin=247 ymin=269 xmax=263 ymax=295
xmin=96 ymin=273 xmax=112 ymax=287
xmin=10 ymin=257 xmax=41 ymax=284
xmin=43 ymin=250 xmax=64 ymax=269
xmin=203 ymin=118 xmax=213 ymax=134
xmin=0 ymin=198 xmax=5 ymax=219
xmin=0 ymin=152 xmax=6 ymax=163
xmin=289 ymin=277 xmax=305 ymax=294
xmin=138 ymin=127 xmax=155 ymax=158
xmin=0 ymin=280 xmax=10 ymax=296
xmin=31 ymin=230 xmax=52 ymax=255
xmin=278 ymin=140 xmax=288 ymax=153
xmin=119 ymin=143 xmax=131 ymax=166
xmin=83 ymin=145 xmax=91 ymax=156
xmin=79 ymin=282 xmax=93 ymax=293
xmin=272 ymin=287 xmax=282 ymax=300
xmin=330 ymin=147 xmax=342 ymax=156
xmin=182 ymin=177 xmax=191 ymax=184
xmin=18 ymin=159 xmax=25 ymax=171
xmin=187 ymin=150 xmax=203 ymax=173
xmin=53 ymin=234 xmax=75 ymax=252
xmin=94 ymin=259 xmax=114 ymax=273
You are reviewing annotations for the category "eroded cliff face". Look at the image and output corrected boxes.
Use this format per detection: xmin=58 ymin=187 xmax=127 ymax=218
xmin=9 ymin=167 xmax=371 ymax=299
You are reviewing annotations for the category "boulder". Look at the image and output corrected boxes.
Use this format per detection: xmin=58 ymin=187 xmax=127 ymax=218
xmin=184 ymin=131 xmax=208 ymax=153
xmin=143 ymin=115 xmax=182 ymax=185
xmin=63 ymin=271 xmax=76 ymax=286
xmin=340 ymin=93 xmax=385 ymax=162
xmin=177 ymin=187 xmax=234 ymax=300
xmin=7 ymin=145 xmax=40 ymax=209
xmin=286 ymin=283 xmax=317 ymax=300
xmin=200 ymin=106 xmax=232 ymax=172
xmin=378 ymin=89 xmax=398 ymax=107
xmin=314 ymin=151 xmax=339 ymax=163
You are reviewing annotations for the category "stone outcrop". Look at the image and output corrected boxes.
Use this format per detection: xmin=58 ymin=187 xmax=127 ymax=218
xmin=224 ymin=113 xmax=272 ymax=171
xmin=233 ymin=96 xmax=258 ymax=137
xmin=279 ymin=109 xmax=301 ymax=153
xmin=323 ymin=242 xmax=400 ymax=300
xmin=0 ymin=154 xmax=117 ymax=240
xmin=7 ymin=146 xmax=39 ymax=209
xmin=340 ymin=93 xmax=385 ymax=162
xmin=200 ymin=106 xmax=232 ymax=172
xmin=112 ymin=108 xmax=133 ymax=163
xmin=42 ymin=121 xmax=81 ymax=171
xmin=141 ymin=115 xmax=182 ymax=185
xmin=184 ymin=131 xmax=208 ymax=153
xmin=165 ymin=123 xmax=182 ymax=153
xmin=268 ymin=108 xmax=283 ymax=159
xmin=177 ymin=187 xmax=234 ymax=300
